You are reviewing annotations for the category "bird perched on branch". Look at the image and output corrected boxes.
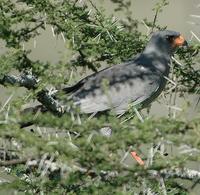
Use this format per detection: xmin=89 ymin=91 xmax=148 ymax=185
xmin=63 ymin=30 xmax=187 ymax=116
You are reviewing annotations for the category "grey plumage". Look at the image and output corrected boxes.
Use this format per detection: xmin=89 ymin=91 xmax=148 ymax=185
xmin=64 ymin=30 xmax=187 ymax=115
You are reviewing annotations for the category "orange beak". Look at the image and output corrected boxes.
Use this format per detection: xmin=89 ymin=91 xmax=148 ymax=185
xmin=173 ymin=35 xmax=186 ymax=47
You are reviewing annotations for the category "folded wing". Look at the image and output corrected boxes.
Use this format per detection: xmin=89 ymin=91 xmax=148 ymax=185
xmin=66 ymin=61 xmax=162 ymax=115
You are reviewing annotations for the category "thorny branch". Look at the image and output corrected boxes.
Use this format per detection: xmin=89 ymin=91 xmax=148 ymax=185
xmin=150 ymin=167 xmax=200 ymax=180
xmin=1 ymin=157 xmax=200 ymax=183
xmin=0 ymin=74 xmax=38 ymax=89
xmin=20 ymin=21 xmax=45 ymax=38
xmin=0 ymin=74 xmax=65 ymax=115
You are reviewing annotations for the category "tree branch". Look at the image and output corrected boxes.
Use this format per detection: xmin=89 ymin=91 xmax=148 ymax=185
xmin=150 ymin=167 xmax=200 ymax=180
xmin=0 ymin=158 xmax=31 ymax=166
xmin=20 ymin=21 xmax=45 ymax=38
xmin=0 ymin=74 xmax=65 ymax=115
xmin=0 ymin=74 xmax=38 ymax=89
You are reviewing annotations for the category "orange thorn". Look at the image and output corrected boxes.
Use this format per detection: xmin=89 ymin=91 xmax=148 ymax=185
xmin=131 ymin=151 xmax=145 ymax=166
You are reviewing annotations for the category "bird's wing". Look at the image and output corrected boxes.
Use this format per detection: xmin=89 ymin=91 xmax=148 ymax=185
xmin=62 ymin=64 xmax=117 ymax=94
xmin=70 ymin=61 xmax=162 ymax=114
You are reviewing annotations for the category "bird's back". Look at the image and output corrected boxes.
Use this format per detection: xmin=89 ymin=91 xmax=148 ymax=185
xmin=68 ymin=57 xmax=169 ymax=115
xmin=63 ymin=30 xmax=187 ymax=115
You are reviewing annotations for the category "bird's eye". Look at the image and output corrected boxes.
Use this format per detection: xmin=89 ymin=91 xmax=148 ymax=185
xmin=165 ymin=35 xmax=174 ymax=43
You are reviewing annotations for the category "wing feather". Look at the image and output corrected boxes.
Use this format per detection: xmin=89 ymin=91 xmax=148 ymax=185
xmin=70 ymin=62 xmax=163 ymax=114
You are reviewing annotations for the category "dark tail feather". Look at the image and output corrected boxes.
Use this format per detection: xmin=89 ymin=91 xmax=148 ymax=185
xmin=62 ymin=81 xmax=84 ymax=94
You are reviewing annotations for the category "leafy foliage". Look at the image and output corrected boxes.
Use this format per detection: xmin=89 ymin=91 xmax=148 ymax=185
xmin=0 ymin=0 xmax=199 ymax=194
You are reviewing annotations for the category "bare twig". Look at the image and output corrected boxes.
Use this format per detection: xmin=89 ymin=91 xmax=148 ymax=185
xmin=159 ymin=176 xmax=167 ymax=195
xmin=0 ymin=93 xmax=14 ymax=113
xmin=133 ymin=107 xmax=144 ymax=123
xmin=190 ymin=31 xmax=200 ymax=42
xmin=151 ymin=9 xmax=159 ymax=33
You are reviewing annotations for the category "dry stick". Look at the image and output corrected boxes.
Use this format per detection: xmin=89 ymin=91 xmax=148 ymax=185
xmin=190 ymin=31 xmax=200 ymax=42
xmin=172 ymin=74 xmax=178 ymax=118
xmin=120 ymin=146 xmax=133 ymax=165
xmin=0 ymin=93 xmax=14 ymax=113
xmin=145 ymin=141 xmax=168 ymax=194
xmin=150 ymin=9 xmax=159 ymax=34
xmin=159 ymin=176 xmax=167 ymax=195
xmin=0 ymin=105 xmax=11 ymax=124
xmin=167 ymin=62 xmax=175 ymax=117
xmin=142 ymin=142 xmax=161 ymax=194
xmin=38 ymin=153 xmax=49 ymax=172
xmin=171 ymin=56 xmax=183 ymax=67
xmin=133 ymin=107 xmax=144 ymax=123
xmin=41 ymin=155 xmax=54 ymax=176
xmin=141 ymin=20 xmax=150 ymax=35
xmin=145 ymin=142 xmax=162 ymax=168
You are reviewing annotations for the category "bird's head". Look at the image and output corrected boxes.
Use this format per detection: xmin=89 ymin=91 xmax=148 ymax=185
xmin=146 ymin=30 xmax=188 ymax=56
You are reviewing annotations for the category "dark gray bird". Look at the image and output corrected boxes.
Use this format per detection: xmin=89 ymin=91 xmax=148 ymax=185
xmin=64 ymin=30 xmax=187 ymax=115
